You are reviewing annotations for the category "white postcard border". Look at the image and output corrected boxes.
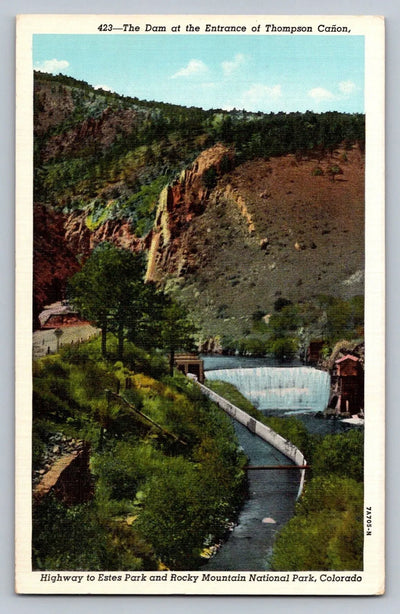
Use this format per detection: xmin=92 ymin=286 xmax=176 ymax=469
xmin=15 ymin=13 xmax=385 ymax=595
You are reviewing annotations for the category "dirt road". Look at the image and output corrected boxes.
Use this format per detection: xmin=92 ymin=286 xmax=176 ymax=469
xmin=33 ymin=325 xmax=100 ymax=359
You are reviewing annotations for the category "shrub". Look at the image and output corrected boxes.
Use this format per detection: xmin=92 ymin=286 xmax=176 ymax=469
xmin=92 ymin=442 xmax=143 ymax=500
xmin=311 ymin=166 xmax=324 ymax=176
xmin=237 ymin=336 xmax=268 ymax=356
xmin=296 ymin=475 xmax=363 ymax=515
xmin=271 ymin=508 xmax=363 ymax=571
xmin=32 ymin=493 xmax=153 ymax=571
xmin=271 ymin=475 xmax=363 ymax=570
xmin=270 ymin=337 xmax=298 ymax=361
xmin=327 ymin=164 xmax=343 ymax=181
xmin=202 ymin=166 xmax=218 ymax=190
xmin=273 ymin=297 xmax=293 ymax=312
xmin=252 ymin=308 xmax=266 ymax=321
xmin=32 ymin=431 xmax=46 ymax=469
xmin=312 ymin=430 xmax=364 ymax=482
xmin=33 ymin=494 xmax=111 ymax=570
xmin=135 ymin=446 xmax=245 ymax=570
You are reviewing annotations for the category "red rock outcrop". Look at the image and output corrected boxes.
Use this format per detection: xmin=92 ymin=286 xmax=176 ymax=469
xmin=146 ymin=143 xmax=234 ymax=282
xmin=33 ymin=204 xmax=81 ymax=329
xmin=63 ymin=211 xmax=146 ymax=255
xmin=34 ymin=206 xmax=147 ymax=323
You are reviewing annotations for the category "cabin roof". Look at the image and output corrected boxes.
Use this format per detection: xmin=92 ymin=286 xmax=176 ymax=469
xmin=335 ymin=354 xmax=359 ymax=364
xmin=39 ymin=302 xmax=78 ymax=326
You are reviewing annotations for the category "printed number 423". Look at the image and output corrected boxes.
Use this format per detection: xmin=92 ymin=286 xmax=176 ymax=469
xmin=98 ymin=24 xmax=113 ymax=31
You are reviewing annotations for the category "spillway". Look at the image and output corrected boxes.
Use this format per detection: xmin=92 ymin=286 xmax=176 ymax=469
xmin=205 ymin=366 xmax=330 ymax=413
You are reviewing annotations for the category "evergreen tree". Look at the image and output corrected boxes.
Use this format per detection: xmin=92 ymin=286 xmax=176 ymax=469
xmin=68 ymin=243 xmax=146 ymax=358
xmin=160 ymin=300 xmax=198 ymax=376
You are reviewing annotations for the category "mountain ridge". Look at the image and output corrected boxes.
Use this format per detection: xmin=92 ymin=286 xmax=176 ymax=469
xmin=33 ymin=72 xmax=365 ymax=343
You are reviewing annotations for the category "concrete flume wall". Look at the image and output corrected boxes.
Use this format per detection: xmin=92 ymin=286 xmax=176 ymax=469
xmin=196 ymin=381 xmax=307 ymax=499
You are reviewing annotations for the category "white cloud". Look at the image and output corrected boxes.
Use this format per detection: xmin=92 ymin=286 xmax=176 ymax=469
xmin=222 ymin=53 xmax=245 ymax=76
xmin=308 ymin=87 xmax=335 ymax=102
xmin=339 ymin=80 xmax=356 ymax=95
xmin=242 ymin=83 xmax=282 ymax=110
xmin=34 ymin=58 xmax=70 ymax=74
xmin=94 ymin=84 xmax=112 ymax=92
xmin=171 ymin=59 xmax=208 ymax=79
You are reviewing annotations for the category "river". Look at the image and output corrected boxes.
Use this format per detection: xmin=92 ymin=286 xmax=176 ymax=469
xmin=202 ymin=419 xmax=299 ymax=570
xmin=200 ymin=354 xmax=350 ymax=570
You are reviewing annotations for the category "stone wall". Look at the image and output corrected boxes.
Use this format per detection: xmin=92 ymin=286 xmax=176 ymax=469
xmin=33 ymin=441 xmax=93 ymax=506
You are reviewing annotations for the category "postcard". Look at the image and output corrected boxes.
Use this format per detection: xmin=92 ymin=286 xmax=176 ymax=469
xmin=15 ymin=14 xmax=385 ymax=595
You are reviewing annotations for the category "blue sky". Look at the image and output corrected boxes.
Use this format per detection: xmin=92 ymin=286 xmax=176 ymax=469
xmin=33 ymin=34 xmax=364 ymax=113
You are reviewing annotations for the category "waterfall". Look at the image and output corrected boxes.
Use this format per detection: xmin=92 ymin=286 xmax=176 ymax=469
xmin=205 ymin=367 xmax=330 ymax=413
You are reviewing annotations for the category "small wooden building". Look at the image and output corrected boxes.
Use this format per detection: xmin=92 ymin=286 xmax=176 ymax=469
xmin=330 ymin=355 xmax=364 ymax=415
xmin=39 ymin=302 xmax=84 ymax=329
xmin=334 ymin=355 xmax=362 ymax=377
xmin=174 ymin=354 xmax=205 ymax=383
xmin=307 ymin=340 xmax=324 ymax=364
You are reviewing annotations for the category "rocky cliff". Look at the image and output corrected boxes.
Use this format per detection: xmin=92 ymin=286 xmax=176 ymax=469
xmin=146 ymin=144 xmax=235 ymax=282
xmin=32 ymin=73 xmax=365 ymax=339
xmin=143 ymin=143 xmax=364 ymax=339
xmin=33 ymin=204 xmax=81 ymax=327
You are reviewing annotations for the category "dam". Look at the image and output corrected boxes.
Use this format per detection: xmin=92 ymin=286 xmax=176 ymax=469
xmin=205 ymin=366 xmax=330 ymax=413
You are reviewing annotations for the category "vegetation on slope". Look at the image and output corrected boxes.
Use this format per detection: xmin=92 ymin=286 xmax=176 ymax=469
xmin=217 ymin=294 xmax=364 ymax=360
xmin=32 ymin=338 xmax=247 ymax=570
xmin=34 ymin=71 xmax=364 ymax=240
xmin=33 ymin=243 xmax=247 ymax=570
xmin=271 ymin=430 xmax=364 ymax=571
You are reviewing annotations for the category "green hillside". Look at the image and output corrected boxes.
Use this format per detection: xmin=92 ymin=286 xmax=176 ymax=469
xmin=33 ymin=71 xmax=365 ymax=354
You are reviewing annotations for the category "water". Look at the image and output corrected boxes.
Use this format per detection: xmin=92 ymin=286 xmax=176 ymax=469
xmin=270 ymin=410 xmax=354 ymax=436
xmin=205 ymin=366 xmax=330 ymax=413
xmin=202 ymin=420 xmax=299 ymax=571
xmin=200 ymin=355 xmax=353 ymax=570
xmin=201 ymin=354 xmax=302 ymax=371
xmin=203 ymin=355 xmax=353 ymax=436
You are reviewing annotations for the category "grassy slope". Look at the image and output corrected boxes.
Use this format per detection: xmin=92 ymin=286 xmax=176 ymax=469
xmin=175 ymin=146 xmax=364 ymax=340
xmin=32 ymin=338 xmax=247 ymax=570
